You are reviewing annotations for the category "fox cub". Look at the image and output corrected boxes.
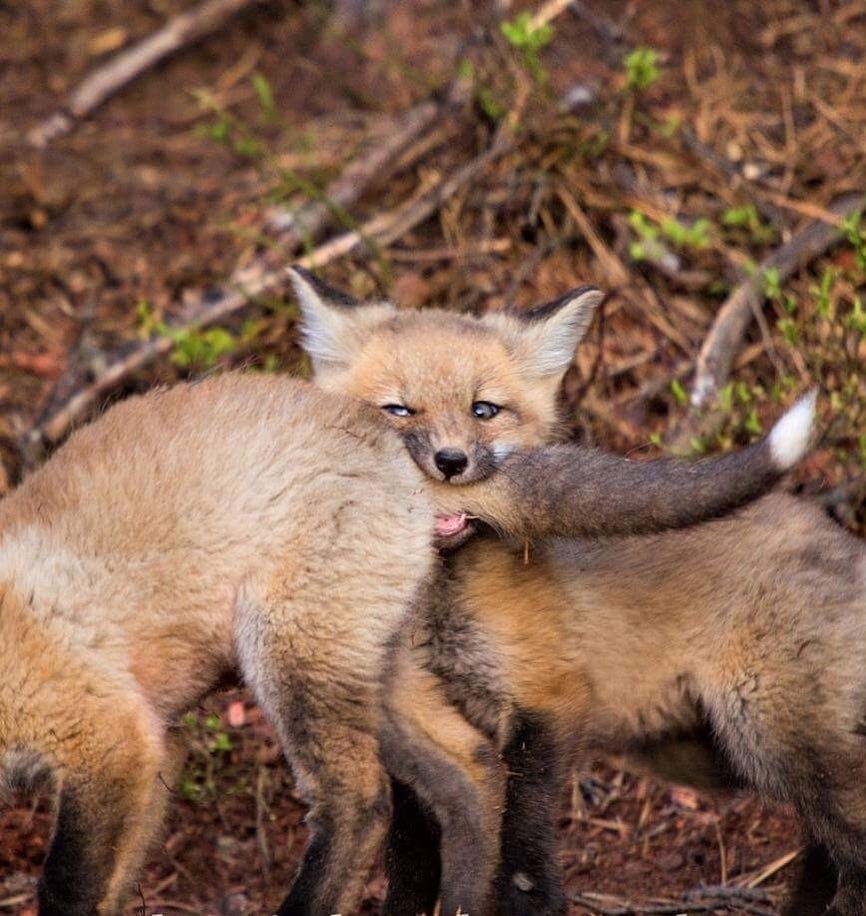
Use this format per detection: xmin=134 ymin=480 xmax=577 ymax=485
xmin=295 ymin=271 xmax=866 ymax=916
xmin=290 ymin=268 xmax=817 ymax=915
xmin=0 ymin=294 xmax=810 ymax=915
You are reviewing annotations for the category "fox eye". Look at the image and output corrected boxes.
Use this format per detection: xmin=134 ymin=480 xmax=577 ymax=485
xmin=471 ymin=401 xmax=500 ymax=420
xmin=382 ymin=404 xmax=415 ymax=417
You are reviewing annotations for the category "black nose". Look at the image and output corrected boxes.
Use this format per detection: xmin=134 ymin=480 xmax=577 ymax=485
xmin=434 ymin=448 xmax=468 ymax=480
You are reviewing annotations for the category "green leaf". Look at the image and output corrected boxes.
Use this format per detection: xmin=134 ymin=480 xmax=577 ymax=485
xmin=624 ymin=48 xmax=659 ymax=90
xmin=671 ymin=378 xmax=688 ymax=406
xmin=252 ymin=73 xmax=275 ymax=118
xmin=211 ymin=732 xmax=233 ymax=753
xmin=744 ymin=408 xmax=763 ymax=436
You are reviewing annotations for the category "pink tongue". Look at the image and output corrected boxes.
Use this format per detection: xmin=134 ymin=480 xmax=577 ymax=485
xmin=434 ymin=513 xmax=468 ymax=538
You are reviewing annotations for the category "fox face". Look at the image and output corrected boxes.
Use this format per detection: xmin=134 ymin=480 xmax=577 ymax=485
xmin=290 ymin=268 xmax=603 ymax=490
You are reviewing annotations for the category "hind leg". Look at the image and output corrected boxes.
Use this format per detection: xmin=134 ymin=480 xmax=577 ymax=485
xmin=38 ymin=696 xmax=182 ymax=916
xmin=794 ymin=753 xmax=866 ymax=916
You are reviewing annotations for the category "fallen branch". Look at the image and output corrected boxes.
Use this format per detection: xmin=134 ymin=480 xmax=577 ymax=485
xmin=667 ymin=191 xmax=866 ymax=452
xmin=21 ymin=0 xmax=574 ymax=462
xmin=21 ymin=133 xmax=511 ymax=462
xmin=572 ymin=889 xmax=773 ymax=916
xmin=264 ymin=100 xmax=440 ymax=239
xmin=27 ymin=0 xmax=261 ymax=148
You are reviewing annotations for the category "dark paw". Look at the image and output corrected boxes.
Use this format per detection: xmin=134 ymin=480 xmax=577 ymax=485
xmin=497 ymin=872 xmax=568 ymax=916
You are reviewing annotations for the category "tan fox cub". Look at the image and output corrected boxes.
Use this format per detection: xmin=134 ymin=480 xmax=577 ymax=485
xmin=295 ymin=271 xmax=866 ymax=916
xmin=290 ymin=269 xmax=818 ymax=915
xmin=0 ymin=334 xmax=806 ymax=913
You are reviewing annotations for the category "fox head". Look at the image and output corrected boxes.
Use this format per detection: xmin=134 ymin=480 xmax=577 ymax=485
xmin=290 ymin=267 xmax=603 ymax=487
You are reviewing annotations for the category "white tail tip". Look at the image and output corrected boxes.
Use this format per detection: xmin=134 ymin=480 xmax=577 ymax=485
xmin=768 ymin=389 xmax=818 ymax=470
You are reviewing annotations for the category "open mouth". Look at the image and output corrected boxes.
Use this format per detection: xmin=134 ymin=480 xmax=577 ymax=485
xmin=434 ymin=513 xmax=469 ymax=538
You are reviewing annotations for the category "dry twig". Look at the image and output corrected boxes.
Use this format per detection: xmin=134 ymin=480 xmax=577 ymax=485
xmin=21 ymin=132 xmax=511 ymax=462
xmin=572 ymin=888 xmax=773 ymax=916
xmin=667 ymin=191 xmax=866 ymax=452
xmin=28 ymin=0 xmax=261 ymax=147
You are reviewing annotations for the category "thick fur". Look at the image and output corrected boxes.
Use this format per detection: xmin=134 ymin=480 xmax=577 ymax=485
xmin=310 ymin=287 xmax=866 ymax=916
xmin=421 ymin=501 xmax=866 ymax=916
xmin=293 ymin=272 xmax=824 ymax=915
xmin=0 ymin=376 xmax=438 ymax=915
xmin=0 ymin=368 xmax=803 ymax=916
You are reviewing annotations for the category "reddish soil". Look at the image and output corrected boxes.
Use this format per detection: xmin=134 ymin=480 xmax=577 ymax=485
xmin=2 ymin=0 xmax=865 ymax=913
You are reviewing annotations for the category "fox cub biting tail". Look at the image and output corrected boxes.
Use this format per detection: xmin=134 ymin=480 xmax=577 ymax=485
xmin=0 ymin=296 xmax=808 ymax=914
xmin=289 ymin=268 xmax=818 ymax=915
xmin=292 ymin=270 xmax=866 ymax=916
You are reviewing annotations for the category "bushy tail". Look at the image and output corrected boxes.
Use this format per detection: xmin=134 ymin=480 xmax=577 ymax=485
xmin=436 ymin=390 xmax=817 ymax=540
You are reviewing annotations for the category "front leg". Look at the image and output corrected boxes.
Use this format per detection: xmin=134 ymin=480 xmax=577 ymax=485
xmin=383 ymin=777 xmax=442 ymax=916
xmin=381 ymin=656 xmax=506 ymax=916
xmin=496 ymin=710 xmax=568 ymax=916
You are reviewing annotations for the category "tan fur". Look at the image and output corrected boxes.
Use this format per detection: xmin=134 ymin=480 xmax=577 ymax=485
xmin=0 ymin=374 xmax=439 ymax=916
xmin=431 ymin=497 xmax=866 ymax=915
xmin=1 ymin=274 xmax=810 ymax=915
xmin=295 ymin=273 xmax=830 ymax=915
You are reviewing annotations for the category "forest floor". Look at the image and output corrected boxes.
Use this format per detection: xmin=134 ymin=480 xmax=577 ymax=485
xmin=2 ymin=0 xmax=866 ymax=912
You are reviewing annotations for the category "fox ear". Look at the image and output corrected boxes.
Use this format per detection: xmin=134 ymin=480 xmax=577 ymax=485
xmin=510 ymin=286 xmax=604 ymax=378
xmin=289 ymin=266 xmax=395 ymax=374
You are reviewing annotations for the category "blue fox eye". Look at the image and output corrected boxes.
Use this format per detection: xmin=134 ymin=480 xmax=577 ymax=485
xmin=382 ymin=404 xmax=414 ymax=417
xmin=471 ymin=401 xmax=500 ymax=420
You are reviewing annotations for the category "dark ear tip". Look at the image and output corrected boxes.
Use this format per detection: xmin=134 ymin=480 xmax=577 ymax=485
xmin=288 ymin=264 xmax=313 ymax=282
xmin=518 ymin=285 xmax=604 ymax=322
xmin=288 ymin=266 xmax=360 ymax=308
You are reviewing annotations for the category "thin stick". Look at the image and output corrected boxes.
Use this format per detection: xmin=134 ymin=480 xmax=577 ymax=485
xmin=21 ymin=135 xmax=510 ymax=459
xmin=27 ymin=0 xmax=260 ymax=148
xmin=572 ymin=890 xmax=773 ymax=915
xmin=667 ymin=191 xmax=866 ymax=451
xmin=744 ymin=848 xmax=801 ymax=888
xmin=530 ymin=0 xmax=577 ymax=29
xmin=264 ymin=100 xmax=440 ymax=239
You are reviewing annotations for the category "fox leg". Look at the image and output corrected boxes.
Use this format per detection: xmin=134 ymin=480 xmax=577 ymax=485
xmin=780 ymin=839 xmax=838 ymax=916
xmin=381 ymin=658 xmax=505 ymax=916
xmin=711 ymin=697 xmax=863 ymax=916
xmin=494 ymin=710 xmax=568 ymax=916
xmin=38 ymin=694 xmax=177 ymax=916
xmin=383 ymin=776 xmax=441 ymax=915
xmin=240 ymin=624 xmax=392 ymax=915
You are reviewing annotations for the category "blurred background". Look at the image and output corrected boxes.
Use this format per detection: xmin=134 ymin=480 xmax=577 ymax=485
xmin=2 ymin=0 xmax=866 ymax=912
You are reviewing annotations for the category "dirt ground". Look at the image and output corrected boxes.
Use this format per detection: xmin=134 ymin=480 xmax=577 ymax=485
xmin=2 ymin=0 xmax=866 ymax=913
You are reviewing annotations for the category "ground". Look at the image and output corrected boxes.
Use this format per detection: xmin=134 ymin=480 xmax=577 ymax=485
xmin=2 ymin=0 xmax=866 ymax=913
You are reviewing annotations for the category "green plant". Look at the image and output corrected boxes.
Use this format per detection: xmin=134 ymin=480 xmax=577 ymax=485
xmin=193 ymin=89 xmax=264 ymax=159
xmin=500 ymin=12 xmax=555 ymax=81
xmin=721 ymin=204 xmax=774 ymax=244
xmin=660 ymin=216 xmax=710 ymax=249
xmin=178 ymin=712 xmax=235 ymax=803
xmin=810 ymin=267 xmax=836 ymax=318
xmin=477 ymin=85 xmax=506 ymax=122
xmin=624 ymin=47 xmax=659 ymax=90
xmin=170 ymin=326 xmax=237 ymax=369
xmin=137 ymin=301 xmax=237 ymax=370
xmin=628 ymin=211 xmax=710 ymax=263
xmin=252 ymin=73 xmax=276 ymax=120
xmin=841 ymin=210 xmax=866 ymax=272
xmin=760 ymin=266 xmax=798 ymax=315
